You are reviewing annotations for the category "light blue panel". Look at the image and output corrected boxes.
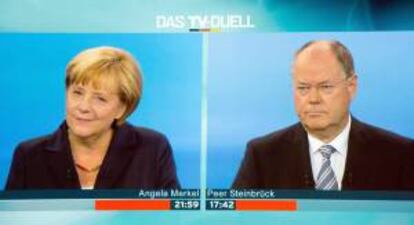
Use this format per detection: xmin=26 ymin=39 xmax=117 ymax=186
xmin=0 ymin=200 xmax=93 ymax=211
xmin=0 ymin=33 xmax=202 ymax=188
xmin=207 ymin=33 xmax=297 ymax=189
xmin=2 ymin=0 xmax=414 ymax=32
xmin=0 ymin=0 xmax=271 ymax=32
xmin=1 ymin=210 xmax=414 ymax=225
xmin=1 ymin=198 xmax=414 ymax=224
xmin=299 ymin=199 xmax=414 ymax=212
xmin=207 ymin=32 xmax=414 ymax=188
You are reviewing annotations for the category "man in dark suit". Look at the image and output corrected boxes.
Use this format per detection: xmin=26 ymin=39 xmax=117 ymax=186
xmin=233 ymin=40 xmax=414 ymax=191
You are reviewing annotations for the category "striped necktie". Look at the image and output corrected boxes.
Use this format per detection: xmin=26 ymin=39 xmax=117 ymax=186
xmin=315 ymin=145 xmax=339 ymax=191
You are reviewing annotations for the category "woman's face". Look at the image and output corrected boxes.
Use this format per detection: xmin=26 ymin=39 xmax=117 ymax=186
xmin=66 ymin=82 xmax=126 ymax=141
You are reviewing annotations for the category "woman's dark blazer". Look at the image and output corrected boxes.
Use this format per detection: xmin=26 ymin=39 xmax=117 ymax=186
xmin=5 ymin=122 xmax=180 ymax=190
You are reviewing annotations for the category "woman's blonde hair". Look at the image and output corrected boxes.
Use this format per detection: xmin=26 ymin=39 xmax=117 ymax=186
xmin=66 ymin=46 xmax=142 ymax=125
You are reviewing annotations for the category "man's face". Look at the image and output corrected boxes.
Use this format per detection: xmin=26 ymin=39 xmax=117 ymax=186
xmin=292 ymin=43 xmax=357 ymax=139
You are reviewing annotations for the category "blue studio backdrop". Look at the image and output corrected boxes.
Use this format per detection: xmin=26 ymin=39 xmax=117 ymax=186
xmin=207 ymin=32 xmax=414 ymax=188
xmin=0 ymin=33 xmax=202 ymax=188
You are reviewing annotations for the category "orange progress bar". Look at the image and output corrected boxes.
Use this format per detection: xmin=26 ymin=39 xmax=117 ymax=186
xmin=95 ymin=199 xmax=171 ymax=210
xmin=235 ymin=200 xmax=297 ymax=211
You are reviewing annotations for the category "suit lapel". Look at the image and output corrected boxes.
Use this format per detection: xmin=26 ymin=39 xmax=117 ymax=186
xmin=291 ymin=123 xmax=315 ymax=188
xmin=94 ymin=123 xmax=138 ymax=188
xmin=45 ymin=123 xmax=80 ymax=188
xmin=343 ymin=118 xmax=368 ymax=189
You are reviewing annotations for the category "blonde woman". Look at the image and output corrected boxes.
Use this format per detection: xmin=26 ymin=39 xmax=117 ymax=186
xmin=6 ymin=46 xmax=180 ymax=190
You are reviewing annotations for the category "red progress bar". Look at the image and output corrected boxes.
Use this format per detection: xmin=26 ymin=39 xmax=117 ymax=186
xmin=235 ymin=200 xmax=297 ymax=211
xmin=95 ymin=199 xmax=171 ymax=210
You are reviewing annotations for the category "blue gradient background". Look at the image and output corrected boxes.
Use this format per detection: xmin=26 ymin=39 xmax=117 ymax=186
xmin=2 ymin=0 xmax=414 ymax=224
xmin=207 ymin=32 xmax=414 ymax=188
xmin=0 ymin=34 xmax=202 ymax=189
xmin=2 ymin=0 xmax=414 ymax=32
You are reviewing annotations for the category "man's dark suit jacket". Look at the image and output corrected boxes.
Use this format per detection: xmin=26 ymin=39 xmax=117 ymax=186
xmin=232 ymin=118 xmax=414 ymax=190
xmin=5 ymin=122 xmax=180 ymax=190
